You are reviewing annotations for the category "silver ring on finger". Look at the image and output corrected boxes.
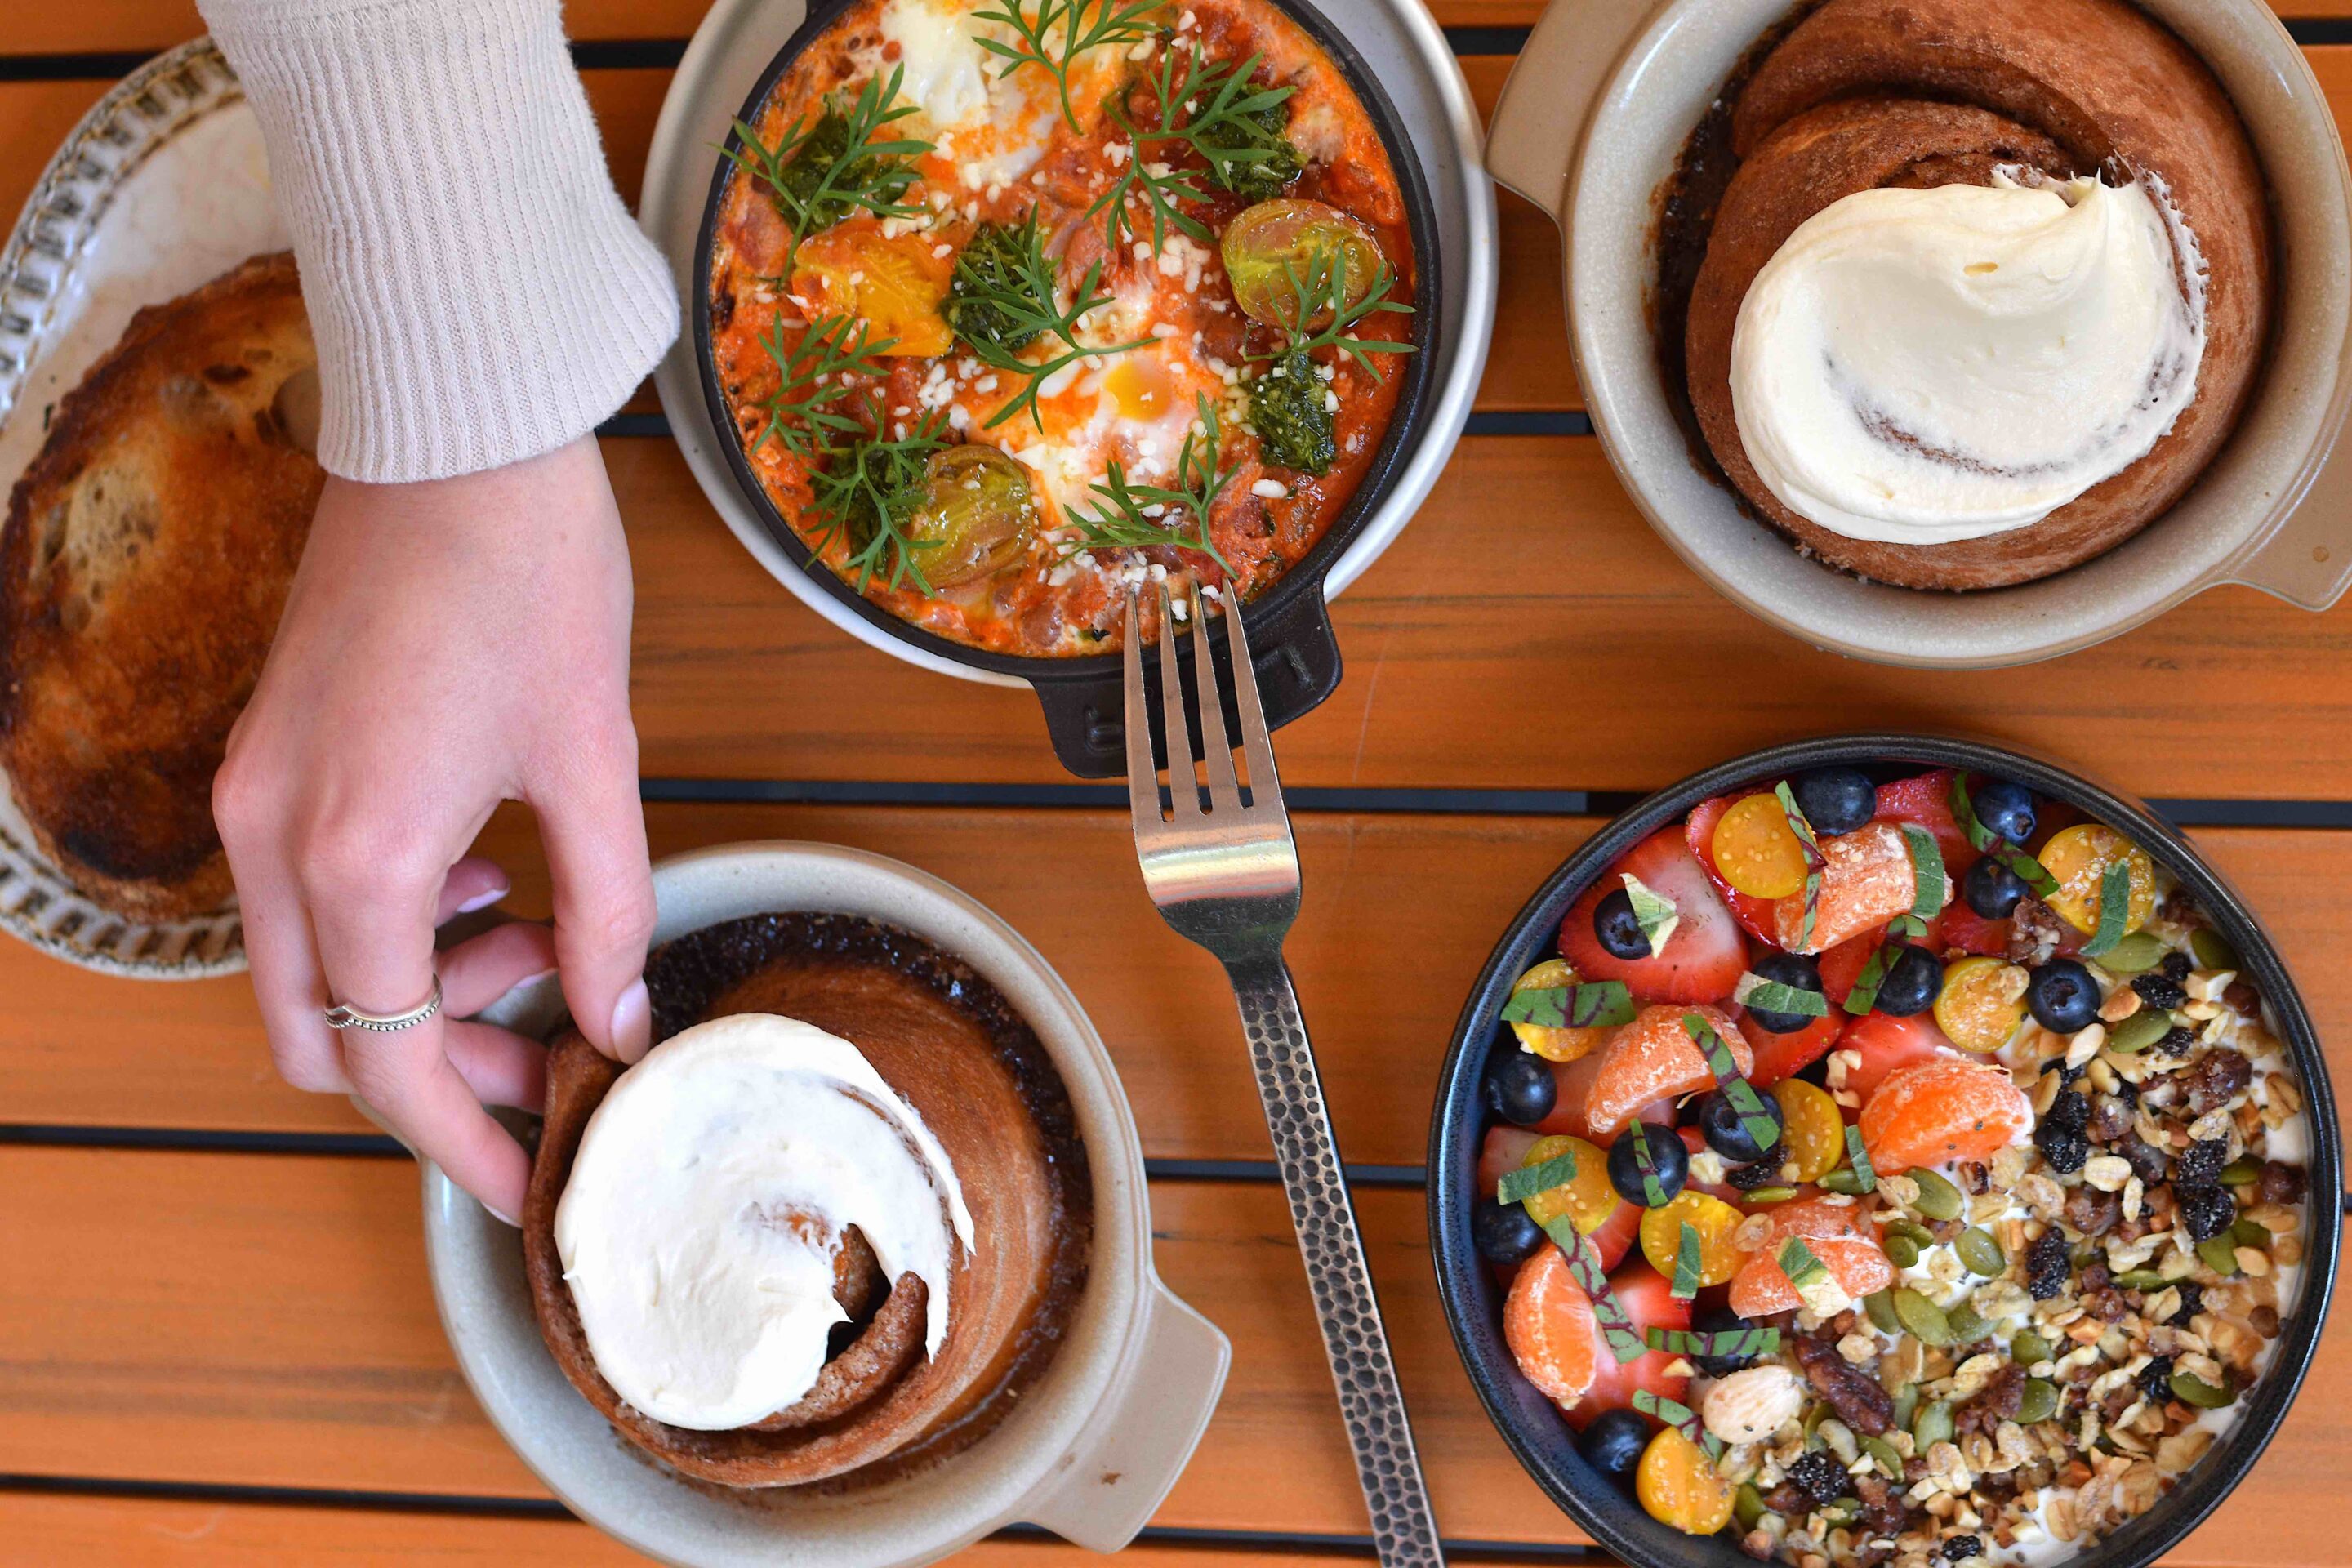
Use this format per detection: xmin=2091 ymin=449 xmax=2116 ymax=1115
xmin=324 ymin=975 xmax=443 ymax=1033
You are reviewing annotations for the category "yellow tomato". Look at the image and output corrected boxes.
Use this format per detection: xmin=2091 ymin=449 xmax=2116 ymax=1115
xmin=789 ymin=219 xmax=955 ymax=357
xmin=1519 ymin=1135 xmax=1619 ymax=1235
xmin=2038 ymin=824 xmax=2156 ymax=937
xmin=1773 ymin=1077 xmax=1844 ymax=1184
xmin=1710 ymin=792 xmax=1810 ymax=899
xmin=1639 ymin=1190 xmax=1747 ymax=1288
xmin=1934 ymin=956 xmax=2030 ymax=1053
xmin=1509 ymin=958 xmax=1607 ymax=1063
xmin=1637 ymin=1427 xmax=1735 ymax=1535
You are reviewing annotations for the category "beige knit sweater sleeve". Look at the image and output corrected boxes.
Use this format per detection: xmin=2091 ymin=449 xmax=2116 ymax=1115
xmin=199 ymin=0 xmax=679 ymax=483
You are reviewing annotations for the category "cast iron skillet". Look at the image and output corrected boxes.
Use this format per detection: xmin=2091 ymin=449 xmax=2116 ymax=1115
xmin=693 ymin=0 xmax=1442 ymax=777
xmin=1428 ymin=733 xmax=2342 ymax=1568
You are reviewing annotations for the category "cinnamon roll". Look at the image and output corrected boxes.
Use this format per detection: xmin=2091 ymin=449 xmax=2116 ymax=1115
xmin=523 ymin=913 xmax=1091 ymax=1488
xmin=1672 ymin=0 xmax=2272 ymax=590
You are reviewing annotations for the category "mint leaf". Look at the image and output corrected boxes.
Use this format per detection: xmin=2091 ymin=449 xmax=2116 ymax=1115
xmin=1502 ymin=980 xmax=1637 ymax=1031
xmin=1900 ymin=822 xmax=1947 ymax=920
xmin=1737 ymin=973 xmax=1829 ymax=1019
xmin=1844 ymin=1125 xmax=1878 ymax=1193
xmin=1498 ymin=1150 xmax=1579 ymax=1205
xmin=1552 ymin=1218 xmax=1646 ymax=1364
xmin=1672 ymin=1220 xmax=1704 ymax=1299
xmin=2080 ymin=861 xmax=2135 ymax=957
xmin=1622 ymin=873 xmax=1681 ymax=956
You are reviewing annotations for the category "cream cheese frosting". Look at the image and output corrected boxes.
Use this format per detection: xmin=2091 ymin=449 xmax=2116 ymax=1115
xmin=553 ymin=1013 xmax=975 ymax=1432
xmin=1728 ymin=172 xmax=2206 ymax=546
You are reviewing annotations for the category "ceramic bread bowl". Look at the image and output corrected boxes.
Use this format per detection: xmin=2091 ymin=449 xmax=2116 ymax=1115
xmin=1428 ymin=734 xmax=2340 ymax=1568
xmin=1485 ymin=0 xmax=2352 ymax=666
xmin=421 ymin=842 xmax=1228 ymax=1568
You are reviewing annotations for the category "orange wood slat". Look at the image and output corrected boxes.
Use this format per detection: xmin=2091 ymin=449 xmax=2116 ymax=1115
xmin=4 ymin=1146 xmax=2347 ymax=1563
xmin=2 ymin=808 xmax=2347 ymax=1172
xmin=0 ymin=1492 xmax=1424 ymax=1568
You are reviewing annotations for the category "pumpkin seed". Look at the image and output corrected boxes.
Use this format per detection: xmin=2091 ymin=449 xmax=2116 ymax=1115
xmin=1861 ymin=1434 xmax=1904 ymax=1477
xmin=1913 ymin=1398 xmax=1954 ymax=1449
xmin=2198 ymin=1236 xmax=2243 ymax=1276
xmin=2172 ymin=1369 xmax=2236 ymax=1409
xmin=1891 ymin=1383 xmax=1920 ymax=1432
xmin=2105 ymin=1009 xmax=2173 ymax=1055
xmin=1909 ymin=1168 xmax=1964 ymax=1221
xmin=1819 ymin=1167 xmax=1868 ymax=1195
xmin=1956 ymin=1227 xmax=2006 ymax=1276
xmin=1893 ymin=1287 xmax=1953 ymax=1346
xmin=1945 ymin=1300 xmax=1988 ymax=1345
xmin=2095 ymin=931 xmax=2168 ymax=973
xmin=1735 ymin=1482 xmax=1766 ymax=1530
xmin=1886 ymin=1217 xmax=1936 ymax=1247
xmin=2009 ymin=1331 xmax=2051 ymax=1368
xmin=2232 ymin=1218 xmax=2270 ymax=1249
xmin=2190 ymin=929 xmax=2243 ymax=973
xmin=1865 ymin=1290 xmax=1902 ymax=1334
xmin=2016 ymin=1378 xmax=2060 ymax=1425
xmin=1885 ymin=1233 xmax=1921 ymax=1270
xmin=2219 ymin=1157 xmax=2261 ymax=1186
xmin=2111 ymin=1269 xmax=2167 ymax=1291
xmin=1744 ymin=1187 xmax=1799 ymax=1203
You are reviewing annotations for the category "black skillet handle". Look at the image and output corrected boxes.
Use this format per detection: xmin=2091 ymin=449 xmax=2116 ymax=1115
xmin=1028 ymin=590 xmax=1347 ymax=779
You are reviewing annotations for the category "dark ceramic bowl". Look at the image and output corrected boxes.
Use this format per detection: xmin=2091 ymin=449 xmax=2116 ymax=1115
xmin=693 ymin=0 xmax=1441 ymax=777
xmin=1427 ymin=733 xmax=2341 ymax=1568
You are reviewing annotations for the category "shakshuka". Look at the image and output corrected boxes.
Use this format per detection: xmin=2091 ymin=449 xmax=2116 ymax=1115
xmin=707 ymin=0 xmax=1418 ymax=656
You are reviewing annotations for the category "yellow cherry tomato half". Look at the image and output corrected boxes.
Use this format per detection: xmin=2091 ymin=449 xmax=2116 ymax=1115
xmin=1772 ymin=1076 xmax=1845 ymax=1185
xmin=788 ymin=218 xmax=954 ymax=357
xmin=1934 ymin=956 xmax=2031 ymax=1054
xmin=1221 ymin=198 xmax=1387 ymax=330
xmin=1510 ymin=958 xmax=1608 ymax=1063
xmin=1638 ymin=1426 xmax=1736 ymax=1535
xmin=1639 ymin=1190 xmax=1748 ymax=1288
xmin=1710 ymin=792 xmax=1810 ymax=899
xmin=2038 ymin=824 xmax=2157 ymax=937
xmin=1520 ymin=1135 xmax=1619 ymax=1235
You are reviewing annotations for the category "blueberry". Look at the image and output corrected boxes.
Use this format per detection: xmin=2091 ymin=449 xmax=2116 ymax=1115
xmin=1964 ymin=856 xmax=2028 ymax=919
xmin=1874 ymin=944 xmax=1944 ymax=1018
xmin=2027 ymin=959 xmax=2101 ymax=1033
xmin=1971 ymin=779 xmax=2038 ymax=844
xmin=1690 ymin=1305 xmax=1762 ymax=1375
xmin=1485 ymin=1051 xmax=1558 ymax=1126
xmin=1593 ymin=889 xmax=1651 ymax=960
xmin=1699 ymin=1086 xmax=1785 ymax=1163
xmin=1472 ymin=1196 xmax=1544 ymax=1265
xmin=1607 ymin=1121 xmax=1690 ymax=1207
xmin=1744 ymin=951 xmax=1825 ymax=1035
xmin=1793 ymin=767 xmax=1877 ymax=835
xmin=1577 ymin=1406 xmax=1650 ymax=1490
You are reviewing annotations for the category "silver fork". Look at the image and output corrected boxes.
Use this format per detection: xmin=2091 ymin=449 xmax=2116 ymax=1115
xmin=1122 ymin=581 xmax=1446 ymax=1568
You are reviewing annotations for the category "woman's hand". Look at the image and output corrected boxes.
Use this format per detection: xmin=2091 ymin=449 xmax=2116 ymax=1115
xmin=214 ymin=436 xmax=656 ymax=1223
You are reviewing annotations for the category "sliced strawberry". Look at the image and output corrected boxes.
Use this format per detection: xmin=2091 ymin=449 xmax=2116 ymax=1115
xmin=1571 ymin=1261 xmax=1694 ymax=1430
xmin=1588 ymin=1198 xmax=1642 ymax=1272
xmin=1477 ymin=1125 xmax=1544 ymax=1197
xmin=1742 ymin=1009 xmax=1845 ymax=1088
xmin=1685 ymin=796 xmax=1780 ymax=942
xmin=1816 ymin=931 xmax=1877 ymax=1004
xmin=1559 ymin=827 xmax=1749 ymax=1004
xmin=1939 ymin=905 xmax=2010 ymax=957
xmin=1874 ymin=769 xmax=1980 ymax=875
xmin=1841 ymin=1010 xmax=1958 ymax=1103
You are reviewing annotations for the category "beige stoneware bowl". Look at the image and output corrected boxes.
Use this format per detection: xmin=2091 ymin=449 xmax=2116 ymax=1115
xmin=420 ymin=842 xmax=1229 ymax=1568
xmin=1486 ymin=0 xmax=2352 ymax=666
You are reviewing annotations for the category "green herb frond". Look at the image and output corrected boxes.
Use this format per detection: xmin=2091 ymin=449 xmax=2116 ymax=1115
xmin=1090 ymin=47 xmax=1297 ymax=255
xmin=1060 ymin=394 xmax=1237 ymax=573
xmin=1259 ymin=247 xmax=1416 ymax=380
xmin=942 ymin=214 xmax=1155 ymax=431
xmin=722 ymin=65 xmax=933 ymax=278
xmin=751 ymin=311 xmax=899 ymax=461
xmin=970 ymin=0 xmax=1160 ymax=133
xmin=804 ymin=408 xmax=954 ymax=595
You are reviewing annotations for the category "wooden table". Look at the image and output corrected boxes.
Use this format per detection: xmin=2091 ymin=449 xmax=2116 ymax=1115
xmin=5 ymin=2 xmax=2351 ymax=1563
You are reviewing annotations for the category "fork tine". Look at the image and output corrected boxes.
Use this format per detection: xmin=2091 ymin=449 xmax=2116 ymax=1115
xmin=1222 ymin=591 xmax=1284 ymax=814
xmin=1152 ymin=581 xmax=1200 ymax=819
xmin=1121 ymin=584 xmax=1162 ymax=835
xmin=1189 ymin=590 xmax=1243 ymax=811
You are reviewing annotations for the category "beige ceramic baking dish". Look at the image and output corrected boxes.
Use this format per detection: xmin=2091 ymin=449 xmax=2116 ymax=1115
xmin=1486 ymin=0 xmax=2352 ymax=666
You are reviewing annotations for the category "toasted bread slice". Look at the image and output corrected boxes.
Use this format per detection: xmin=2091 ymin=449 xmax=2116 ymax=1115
xmin=0 ymin=252 xmax=319 ymax=923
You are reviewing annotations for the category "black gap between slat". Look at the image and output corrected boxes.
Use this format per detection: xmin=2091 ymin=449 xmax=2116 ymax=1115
xmin=0 ymin=1472 xmax=1608 ymax=1558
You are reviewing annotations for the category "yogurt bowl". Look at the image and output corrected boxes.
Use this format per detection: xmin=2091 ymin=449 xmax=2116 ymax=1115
xmin=422 ymin=841 xmax=1228 ymax=1568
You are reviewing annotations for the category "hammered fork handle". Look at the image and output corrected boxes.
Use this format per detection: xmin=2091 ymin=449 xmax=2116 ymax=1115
xmin=1226 ymin=952 xmax=1446 ymax=1567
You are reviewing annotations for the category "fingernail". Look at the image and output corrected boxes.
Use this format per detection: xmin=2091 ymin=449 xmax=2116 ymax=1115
xmin=456 ymin=884 xmax=510 ymax=915
xmin=611 ymin=979 xmax=651 ymax=1063
xmin=486 ymin=1202 xmax=520 ymax=1227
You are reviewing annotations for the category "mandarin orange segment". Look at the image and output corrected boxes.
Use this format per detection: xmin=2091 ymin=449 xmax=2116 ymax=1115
xmin=1859 ymin=1058 xmax=2033 ymax=1173
xmin=1584 ymin=1004 xmax=1752 ymax=1138
xmin=1638 ymin=1190 xmax=1748 ymax=1287
xmin=1510 ymin=958 xmax=1609 ymax=1063
xmin=1637 ymin=1426 xmax=1736 ymax=1535
xmin=1771 ymin=820 xmax=1935 ymax=955
xmin=1771 ymin=1077 xmax=1845 ymax=1184
xmin=1518 ymin=1134 xmax=1619 ymax=1234
xmin=1503 ymin=1245 xmax=1600 ymax=1406
xmin=2039 ymin=824 xmax=2157 ymax=937
xmin=1710 ymin=792 xmax=1810 ymax=898
xmin=1727 ymin=1235 xmax=1895 ymax=1317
